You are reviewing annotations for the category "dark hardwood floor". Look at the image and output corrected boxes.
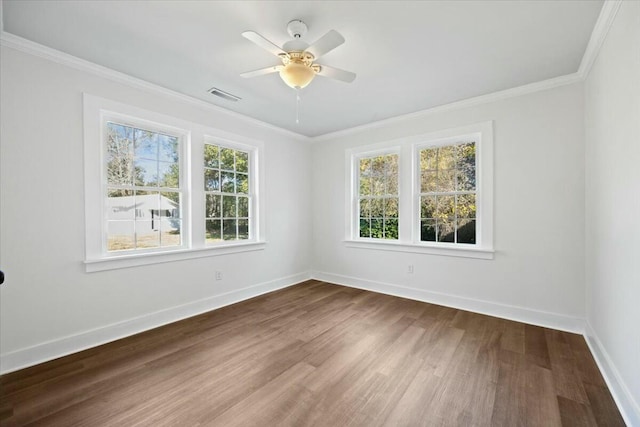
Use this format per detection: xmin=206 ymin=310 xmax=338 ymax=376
xmin=0 ymin=280 xmax=625 ymax=426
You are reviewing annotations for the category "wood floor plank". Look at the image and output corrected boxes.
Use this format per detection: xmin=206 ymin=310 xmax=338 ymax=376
xmin=0 ymin=280 xmax=625 ymax=426
xmin=524 ymin=324 xmax=552 ymax=369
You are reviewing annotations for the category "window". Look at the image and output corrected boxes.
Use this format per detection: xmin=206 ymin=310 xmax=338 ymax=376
xmin=105 ymin=121 xmax=183 ymax=252
xmin=204 ymin=144 xmax=252 ymax=243
xmin=347 ymin=121 xmax=493 ymax=259
xmin=418 ymin=141 xmax=476 ymax=244
xmin=357 ymin=153 xmax=399 ymax=239
xmin=83 ymin=94 xmax=265 ymax=271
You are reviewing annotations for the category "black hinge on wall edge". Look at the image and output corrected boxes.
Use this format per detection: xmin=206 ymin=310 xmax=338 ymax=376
xmin=0 ymin=270 xmax=4 ymax=285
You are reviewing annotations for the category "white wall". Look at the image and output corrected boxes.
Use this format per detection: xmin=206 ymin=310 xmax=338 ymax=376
xmin=311 ymin=83 xmax=586 ymax=331
xmin=0 ymin=46 xmax=311 ymax=372
xmin=584 ymin=1 xmax=640 ymax=424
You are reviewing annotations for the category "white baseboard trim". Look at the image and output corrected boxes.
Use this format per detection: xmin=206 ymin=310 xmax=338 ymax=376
xmin=584 ymin=322 xmax=640 ymax=427
xmin=0 ymin=272 xmax=311 ymax=375
xmin=311 ymin=271 xmax=585 ymax=334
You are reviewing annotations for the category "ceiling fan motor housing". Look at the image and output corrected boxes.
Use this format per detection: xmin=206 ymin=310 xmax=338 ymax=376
xmin=287 ymin=19 xmax=308 ymax=38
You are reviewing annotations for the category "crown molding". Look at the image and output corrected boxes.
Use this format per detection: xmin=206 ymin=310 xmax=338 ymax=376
xmin=0 ymin=0 xmax=622 ymax=143
xmin=312 ymin=0 xmax=623 ymax=143
xmin=577 ymin=0 xmax=623 ymax=79
xmin=0 ymin=31 xmax=311 ymax=143
xmin=312 ymin=72 xmax=583 ymax=142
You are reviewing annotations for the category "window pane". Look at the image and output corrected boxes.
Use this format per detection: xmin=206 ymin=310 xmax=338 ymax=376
xmin=359 ymin=176 xmax=371 ymax=196
xmin=359 ymin=158 xmax=371 ymax=176
xmin=370 ymin=218 xmax=384 ymax=239
xmin=437 ymin=146 xmax=457 ymax=170
xmin=371 ymin=176 xmax=385 ymax=196
xmin=370 ymin=198 xmax=384 ymax=218
xmin=359 ymin=199 xmax=370 ymax=219
xmin=359 ymin=219 xmax=371 ymax=238
xmin=221 ymin=171 xmax=235 ymax=193
xmin=420 ymin=148 xmax=437 ymax=171
xmin=457 ymin=219 xmax=476 ymax=244
xmin=204 ymin=144 xmax=219 ymax=168
xmin=222 ymin=195 xmax=237 ymax=218
xmin=134 ymin=158 xmax=158 ymax=186
xmin=204 ymin=169 xmax=220 ymax=191
xmin=384 ymin=219 xmax=399 ymax=240
xmin=457 ymin=143 xmax=475 ymax=170
xmin=106 ymin=123 xmax=134 ymax=186
xmin=107 ymin=220 xmax=134 ymax=251
xmin=236 ymin=173 xmax=249 ymax=194
xmin=220 ymin=148 xmax=235 ymax=171
xmin=384 ymin=198 xmax=398 ymax=219
xmin=236 ymin=151 xmax=249 ymax=173
xmin=457 ymin=166 xmax=476 ymax=191
xmin=385 ymin=154 xmax=398 ymax=175
xmin=158 ymin=135 xmax=179 ymax=163
xmin=160 ymin=192 xmax=180 ymax=218
xmin=158 ymin=161 xmax=179 ymax=188
xmin=206 ymin=194 xmax=221 ymax=218
xmin=371 ymin=156 xmax=385 ymax=176
xmin=238 ymin=219 xmax=249 ymax=239
xmin=421 ymin=171 xmax=437 ymax=193
xmin=134 ymin=130 xmax=158 ymax=161
xmin=238 ymin=196 xmax=249 ymax=218
xmin=107 ymin=189 xmax=135 ymax=220
xmin=436 ymin=196 xmax=455 ymax=219
xmin=161 ymin=219 xmax=181 ymax=247
xmin=437 ymin=219 xmax=455 ymax=243
xmin=456 ymin=194 xmax=476 ymax=218
xmin=206 ymin=219 xmax=222 ymax=242
xmin=386 ymin=171 xmax=398 ymax=195
xmin=136 ymin=223 xmax=160 ymax=248
xmin=420 ymin=196 xmax=436 ymax=219
xmin=135 ymin=191 xmax=160 ymax=218
xmin=223 ymin=219 xmax=237 ymax=240
xmin=420 ymin=219 xmax=436 ymax=242
xmin=436 ymin=169 xmax=456 ymax=192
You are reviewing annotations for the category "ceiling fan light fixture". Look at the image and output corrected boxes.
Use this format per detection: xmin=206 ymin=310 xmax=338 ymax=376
xmin=279 ymin=62 xmax=316 ymax=89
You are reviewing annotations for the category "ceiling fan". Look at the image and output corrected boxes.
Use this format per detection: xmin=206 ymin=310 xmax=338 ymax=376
xmin=240 ymin=20 xmax=356 ymax=90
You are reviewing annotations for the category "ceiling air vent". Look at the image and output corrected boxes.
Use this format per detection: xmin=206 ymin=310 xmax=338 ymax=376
xmin=207 ymin=87 xmax=241 ymax=102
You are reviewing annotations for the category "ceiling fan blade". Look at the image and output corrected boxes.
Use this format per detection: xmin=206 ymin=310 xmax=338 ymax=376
xmin=240 ymin=65 xmax=283 ymax=78
xmin=242 ymin=31 xmax=286 ymax=57
xmin=306 ymin=30 xmax=345 ymax=59
xmin=316 ymin=65 xmax=356 ymax=83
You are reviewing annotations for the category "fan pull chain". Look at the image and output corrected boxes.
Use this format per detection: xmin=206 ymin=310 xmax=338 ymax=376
xmin=295 ymin=88 xmax=301 ymax=124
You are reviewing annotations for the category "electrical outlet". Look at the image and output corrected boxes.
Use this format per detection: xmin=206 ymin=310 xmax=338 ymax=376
xmin=407 ymin=265 xmax=414 ymax=274
xmin=215 ymin=271 xmax=223 ymax=281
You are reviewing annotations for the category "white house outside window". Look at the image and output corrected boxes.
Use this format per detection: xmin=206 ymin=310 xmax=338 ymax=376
xmin=83 ymin=94 xmax=265 ymax=272
xmin=105 ymin=121 xmax=184 ymax=252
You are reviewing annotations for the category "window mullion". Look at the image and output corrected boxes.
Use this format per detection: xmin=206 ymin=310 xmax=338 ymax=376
xmin=398 ymin=144 xmax=413 ymax=243
xmin=190 ymin=133 xmax=205 ymax=249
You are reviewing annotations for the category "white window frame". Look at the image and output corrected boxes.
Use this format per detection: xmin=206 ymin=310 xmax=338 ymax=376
xmin=83 ymin=94 xmax=265 ymax=272
xmin=352 ymin=148 xmax=401 ymax=241
xmin=202 ymin=137 xmax=260 ymax=245
xmin=345 ymin=121 xmax=494 ymax=260
xmin=100 ymin=113 xmax=190 ymax=255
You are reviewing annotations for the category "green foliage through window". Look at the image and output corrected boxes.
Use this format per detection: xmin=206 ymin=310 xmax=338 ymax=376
xmin=358 ymin=153 xmax=399 ymax=240
xmin=204 ymin=143 xmax=250 ymax=243
xmin=419 ymin=142 xmax=476 ymax=244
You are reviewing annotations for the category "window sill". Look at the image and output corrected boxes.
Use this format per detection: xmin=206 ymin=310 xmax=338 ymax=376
xmin=343 ymin=240 xmax=494 ymax=260
xmin=85 ymin=241 xmax=267 ymax=272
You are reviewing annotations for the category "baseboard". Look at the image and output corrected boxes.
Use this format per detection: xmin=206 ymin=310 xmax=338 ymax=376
xmin=0 ymin=272 xmax=311 ymax=375
xmin=584 ymin=322 xmax=640 ymax=427
xmin=311 ymin=271 xmax=585 ymax=334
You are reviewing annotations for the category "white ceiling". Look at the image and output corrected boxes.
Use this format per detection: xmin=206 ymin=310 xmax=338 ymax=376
xmin=2 ymin=1 xmax=603 ymax=137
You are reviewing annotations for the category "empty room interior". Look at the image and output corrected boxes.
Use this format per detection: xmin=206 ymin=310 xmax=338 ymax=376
xmin=0 ymin=0 xmax=638 ymax=426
